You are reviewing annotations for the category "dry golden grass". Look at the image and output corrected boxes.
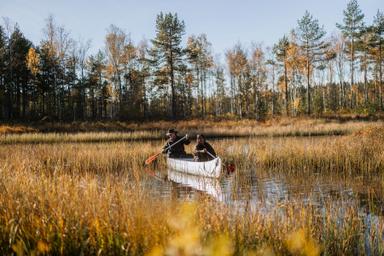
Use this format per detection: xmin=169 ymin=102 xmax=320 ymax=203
xmin=0 ymin=122 xmax=383 ymax=255
xmin=0 ymin=119 xmax=382 ymax=145
xmin=0 ymin=124 xmax=36 ymax=134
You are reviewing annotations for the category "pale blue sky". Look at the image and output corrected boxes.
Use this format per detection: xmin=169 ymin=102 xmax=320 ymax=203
xmin=1 ymin=0 xmax=382 ymax=57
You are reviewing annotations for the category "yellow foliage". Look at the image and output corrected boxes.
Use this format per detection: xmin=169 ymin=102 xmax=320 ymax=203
xmin=12 ymin=240 xmax=25 ymax=256
xmin=285 ymin=228 xmax=320 ymax=256
xmin=250 ymin=245 xmax=276 ymax=256
xmin=293 ymin=98 xmax=301 ymax=110
xmin=26 ymin=47 xmax=40 ymax=76
xmin=285 ymin=34 xmax=307 ymax=74
xmin=37 ymin=240 xmax=50 ymax=253
xmin=204 ymin=235 xmax=233 ymax=256
xmin=166 ymin=203 xmax=202 ymax=256
xmin=146 ymin=246 xmax=164 ymax=256
xmin=226 ymin=46 xmax=248 ymax=76
xmin=146 ymin=203 xmax=234 ymax=256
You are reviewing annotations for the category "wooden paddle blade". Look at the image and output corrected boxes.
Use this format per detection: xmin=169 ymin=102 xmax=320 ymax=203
xmin=145 ymin=154 xmax=158 ymax=165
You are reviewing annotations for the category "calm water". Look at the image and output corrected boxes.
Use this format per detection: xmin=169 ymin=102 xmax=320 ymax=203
xmin=143 ymin=138 xmax=384 ymax=217
xmin=146 ymin=168 xmax=383 ymax=215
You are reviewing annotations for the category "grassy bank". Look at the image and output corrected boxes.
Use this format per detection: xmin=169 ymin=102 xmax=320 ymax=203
xmin=0 ymin=118 xmax=382 ymax=144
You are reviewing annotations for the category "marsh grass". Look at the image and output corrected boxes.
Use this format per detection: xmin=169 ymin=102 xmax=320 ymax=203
xmin=1 ymin=119 xmax=382 ymax=145
xmin=0 ymin=123 xmax=384 ymax=255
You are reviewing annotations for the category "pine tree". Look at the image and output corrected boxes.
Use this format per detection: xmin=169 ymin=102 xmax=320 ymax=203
xmin=39 ymin=41 xmax=58 ymax=118
xmin=371 ymin=10 xmax=384 ymax=109
xmin=273 ymin=36 xmax=290 ymax=115
xmin=357 ymin=26 xmax=372 ymax=106
xmin=8 ymin=27 xmax=32 ymax=119
xmin=150 ymin=12 xmax=185 ymax=120
xmin=26 ymin=47 xmax=41 ymax=117
xmin=337 ymin=0 xmax=365 ymax=108
xmin=0 ymin=26 xmax=6 ymax=119
xmin=87 ymin=51 xmax=105 ymax=119
xmin=297 ymin=11 xmax=328 ymax=115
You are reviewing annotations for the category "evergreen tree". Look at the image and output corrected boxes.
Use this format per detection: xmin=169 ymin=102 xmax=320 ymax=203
xmin=371 ymin=10 xmax=384 ymax=109
xmin=87 ymin=50 xmax=106 ymax=119
xmin=297 ymin=11 xmax=328 ymax=115
xmin=273 ymin=36 xmax=290 ymax=115
xmin=8 ymin=27 xmax=32 ymax=119
xmin=0 ymin=26 xmax=6 ymax=119
xmin=337 ymin=0 xmax=365 ymax=108
xmin=39 ymin=41 xmax=58 ymax=118
xmin=150 ymin=12 xmax=185 ymax=120
xmin=26 ymin=47 xmax=41 ymax=118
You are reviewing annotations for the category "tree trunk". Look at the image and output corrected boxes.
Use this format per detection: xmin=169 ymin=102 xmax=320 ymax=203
xmin=284 ymin=61 xmax=289 ymax=116
xmin=307 ymin=55 xmax=311 ymax=115
xmin=379 ymin=39 xmax=383 ymax=110
xmin=170 ymin=49 xmax=176 ymax=120
xmin=16 ymin=80 xmax=20 ymax=118
xmin=351 ymin=38 xmax=355 ymax=109
xmin=22 ymin=80 xmax=27 ymax=119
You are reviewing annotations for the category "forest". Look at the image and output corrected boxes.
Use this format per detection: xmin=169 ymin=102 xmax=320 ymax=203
xmin=0 ymin=0 xmax=383 ymax=121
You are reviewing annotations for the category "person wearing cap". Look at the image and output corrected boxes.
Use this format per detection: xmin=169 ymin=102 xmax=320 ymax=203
xmin=162 ymin=129 xmax=191 ymax=158
xmin=194 ymin=134 xmax=216 ymax=161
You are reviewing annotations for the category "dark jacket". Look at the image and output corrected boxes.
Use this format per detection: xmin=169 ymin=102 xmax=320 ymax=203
xmin=162 ymin=136 xmax=190 ymax=158
xmin=194 ymin=141 xmax=216 ymax=161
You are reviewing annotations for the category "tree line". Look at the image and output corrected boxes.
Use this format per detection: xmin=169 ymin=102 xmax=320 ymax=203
xmin=0 ymin=0 xmax=383 ymax=121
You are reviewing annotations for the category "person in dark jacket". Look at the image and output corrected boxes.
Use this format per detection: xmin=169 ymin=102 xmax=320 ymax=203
xmin=162 ymin=129 xmax=190 ymax=158
xmin=194 ymin=134 xmax=216 ymax=161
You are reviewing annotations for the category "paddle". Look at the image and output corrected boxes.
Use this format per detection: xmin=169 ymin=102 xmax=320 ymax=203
xmin=145 ymin=135 xmax=188 ymax=165
xmin=206 ymin=150 xmax=217 ymax=159
xmin=198 ymin=148 xmax=236 ymax=174
xmin=195 ymin=148 xmax=217 ymax=160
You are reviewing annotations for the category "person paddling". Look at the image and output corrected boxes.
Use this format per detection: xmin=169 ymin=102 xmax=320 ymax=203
xmin=162 ymin=129 xmax=190 ymax=158
xmin=194 ymin=134 xmax=216 ymax=161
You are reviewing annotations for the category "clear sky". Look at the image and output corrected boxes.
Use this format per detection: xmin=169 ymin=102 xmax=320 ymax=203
xmin=1 ymin=0 xmax=383 ymax=58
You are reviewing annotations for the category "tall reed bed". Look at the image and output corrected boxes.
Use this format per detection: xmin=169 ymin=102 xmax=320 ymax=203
xmin=1 ymin=161 xmax=383 ymax=255
xmin=212 ymin=127 xmax=384 ymax=176
xmin=0 ymin=125 xmax=383 ymax=255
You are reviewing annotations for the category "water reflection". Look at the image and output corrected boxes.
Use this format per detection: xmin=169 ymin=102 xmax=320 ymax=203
xmin=146 ymin=167 xmax=384 ymax=217
xmin=161 ymin=169 xmax=290 ymax=213
xmin=167 ymin=169 xmax=226 ymax=202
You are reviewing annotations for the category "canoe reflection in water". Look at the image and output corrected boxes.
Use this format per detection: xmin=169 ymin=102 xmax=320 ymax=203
xmin=165 ymin=168 xmax=288 ymax=212
xmin=167 ymin=169 xmax=230 ymax=202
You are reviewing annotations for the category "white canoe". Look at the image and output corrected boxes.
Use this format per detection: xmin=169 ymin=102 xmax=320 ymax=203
xmin=167 ymin=157 xmax=222 ymax=178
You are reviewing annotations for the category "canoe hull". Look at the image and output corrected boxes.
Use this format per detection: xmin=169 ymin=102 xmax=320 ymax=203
xmin=167 ymin=157 xmax=222 ymax=178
